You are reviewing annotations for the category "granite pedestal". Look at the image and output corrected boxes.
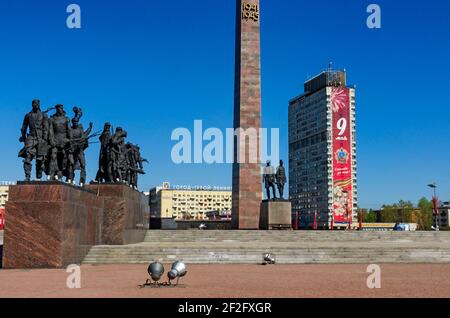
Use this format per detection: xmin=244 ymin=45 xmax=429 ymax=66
xmin=260 ymin=200 xmax=292 ymax=230
xmin=3 ymin=182 xmax=103 ymax=269
xmin=85 ymin=184 xmax=149 ymax=245
xmin=3 ymin=182 xmax=150 ymax=269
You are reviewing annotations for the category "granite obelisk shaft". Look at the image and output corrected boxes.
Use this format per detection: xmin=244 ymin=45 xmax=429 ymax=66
xmin=232 ymin=0 xmax=262 ymax=229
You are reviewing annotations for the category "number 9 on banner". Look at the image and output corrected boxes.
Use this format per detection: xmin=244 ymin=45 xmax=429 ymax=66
xmin=337 ymin=118 xmax=347 ymax=136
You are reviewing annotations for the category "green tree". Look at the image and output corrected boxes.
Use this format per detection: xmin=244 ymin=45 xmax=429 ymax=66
xmin=380 ymin=200 xmax=414 ymax=223
xmin=364 ymin=209 xmax=378 ymax=223
xmin=415 ymin=197 xmax=433 ymax=230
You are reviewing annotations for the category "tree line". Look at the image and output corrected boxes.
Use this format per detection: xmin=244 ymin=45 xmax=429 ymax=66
xmin=361 ymin=198 xmax=435 ymax=231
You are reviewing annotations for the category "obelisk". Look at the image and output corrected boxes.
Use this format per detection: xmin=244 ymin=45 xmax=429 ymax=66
xmin=232 ymin=0 xmax=262 ymax=230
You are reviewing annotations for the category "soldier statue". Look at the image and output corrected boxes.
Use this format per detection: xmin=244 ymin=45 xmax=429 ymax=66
xmin=276 ymin=160 xmax=287 ymax=200
xmin=132 ymin=144 xmax=148 ymax=188
xmin=67 ymin=107 xmax=93 ymax=186
xmin=95 ymin=122 xmax=113 ymax=183
xmin=48 ymin=104 xmax=71 ymax=181
xmin=125 ymin=143 xmax=147 ymax=188
xmin=110 ymin=127 xmax=128 ymax=182
xmin=19 ymin=100 xmax=148 ymax=189
xmin=263 ymin=160 xmax=277 ymax=201
xmin=19 ymin=99 xmax=49 ymax=181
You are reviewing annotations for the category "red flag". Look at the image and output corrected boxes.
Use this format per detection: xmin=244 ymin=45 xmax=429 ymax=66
xmin=359 ymin=210 xmax=363 ymax=230
xmin=433 ymin=197 xmax=439 ymax=215
xmin=0 ymin=208 xmax=5 ymax=230
xmin=331 ymin=210 xmax=335 ymax=230
xmin=347 ymin=205 xmax=353 ymax=230
xmin=313 ymin=211 xmax=318 ymax=230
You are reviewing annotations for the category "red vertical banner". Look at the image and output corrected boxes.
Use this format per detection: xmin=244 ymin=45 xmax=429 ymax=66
xmin=331 ymin=87 xmax=353 ymax=225
xmin=331 ymin=210 xmax=335 ymax=230
xmin=0 ymin=208 xmax=4 ymax=230
xmin=359 ymin=210 xmax=363 ymax=230
xmin=313 ymin=211 xmax=318 ymax=230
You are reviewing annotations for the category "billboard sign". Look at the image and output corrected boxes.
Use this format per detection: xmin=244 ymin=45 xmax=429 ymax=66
xmin=331 ymin=87 xmax=353 ymax=224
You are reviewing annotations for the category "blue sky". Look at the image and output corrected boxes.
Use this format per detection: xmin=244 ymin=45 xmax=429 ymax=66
xmin=0 ymin=0 xmax=449 ymax=208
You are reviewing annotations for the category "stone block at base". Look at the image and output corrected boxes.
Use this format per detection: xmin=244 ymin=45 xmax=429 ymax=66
xmin=260 ymin=201 xmax=292 ymax=230
xmin=85 ymin=184 xmax=149 ymax=245
xmin=3 ymin=182 xmax=103 ymax=269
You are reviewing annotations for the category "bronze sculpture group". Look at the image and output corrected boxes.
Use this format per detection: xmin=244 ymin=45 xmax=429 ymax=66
xmin=94 ymin=124 xmax=148 ymax=187
xmin=263 ymin=160 xmax=286 ymax=201
xmin=19 ymin=99 xmax=147 ymax=188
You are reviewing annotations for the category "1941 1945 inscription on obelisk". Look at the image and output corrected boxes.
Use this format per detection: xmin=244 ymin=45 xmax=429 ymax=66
xmin=232 ymin=0 xmax=262 ymax=230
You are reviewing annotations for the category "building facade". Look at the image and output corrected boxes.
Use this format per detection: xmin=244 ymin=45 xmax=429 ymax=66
xmin=436 ymin=202 xmax=450 ymax=228
xmin=149 ymin=183 xmax=232 ymax=220
xmin=0 ymin=186 xmax=9 ymax=231
xmin=289 ymin=69 xmax=358 ymax=229
xmin=0 ymin=186 xmax=9 ymax=210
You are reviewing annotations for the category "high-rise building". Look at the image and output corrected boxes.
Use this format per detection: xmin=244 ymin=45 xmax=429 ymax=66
xmin=289 ymin=68 xmax=358 ymax=229
xmin=436 ymin=202 xmax=450 ymax=228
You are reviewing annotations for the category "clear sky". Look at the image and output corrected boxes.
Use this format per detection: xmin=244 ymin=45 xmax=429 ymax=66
xmin=0 ymin=0 xmax=449 ymax=208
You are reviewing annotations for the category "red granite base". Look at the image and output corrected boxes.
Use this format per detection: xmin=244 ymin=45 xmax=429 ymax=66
xmin=85 ymin=184 xmax=149 ymax=245
xmin=260 ymin=201 xmax=292 ymax=230
xmin=3 ymin=182 xmax=103 ymax=269
xmin=3 ymin=182 xmax=150 ymax=269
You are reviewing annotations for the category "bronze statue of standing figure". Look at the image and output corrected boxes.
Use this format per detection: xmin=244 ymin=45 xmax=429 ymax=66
xmin=95 ymin=122 xmax=113 ymax=183
xmin=263 ymin=160 xmax=277 ymax=201
xmin=276 ymin=160 xmax=286 ymax=200
xmin=19 ymin=99 xmax=49 ymax=181
xmin=67 ymin=107 xmax=93 ymax=186
xmin=48 ymin=104 xmax=71 ymax=181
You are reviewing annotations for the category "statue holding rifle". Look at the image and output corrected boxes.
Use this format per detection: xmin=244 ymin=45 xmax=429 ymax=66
xmin=67 ymin=107 xmax=94 ymax=186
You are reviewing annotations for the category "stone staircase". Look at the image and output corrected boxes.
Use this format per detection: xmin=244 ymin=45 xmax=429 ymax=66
xmin=82 ymin=230 xmax=450 ymax=264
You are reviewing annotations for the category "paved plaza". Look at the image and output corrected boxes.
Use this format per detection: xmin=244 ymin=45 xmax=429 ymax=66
xmin=0 ymin=264 xmax=449 ymax=298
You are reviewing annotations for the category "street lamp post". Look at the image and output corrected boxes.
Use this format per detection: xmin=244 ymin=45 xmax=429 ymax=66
xmin=428 ymin=183 xmax=439 ymax=231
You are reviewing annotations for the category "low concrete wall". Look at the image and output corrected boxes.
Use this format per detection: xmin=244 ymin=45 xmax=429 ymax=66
xmin=176 ymin=220 xmax=231 ymax=230
xmin=150 ymin=218 xmax=231 ymax=230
